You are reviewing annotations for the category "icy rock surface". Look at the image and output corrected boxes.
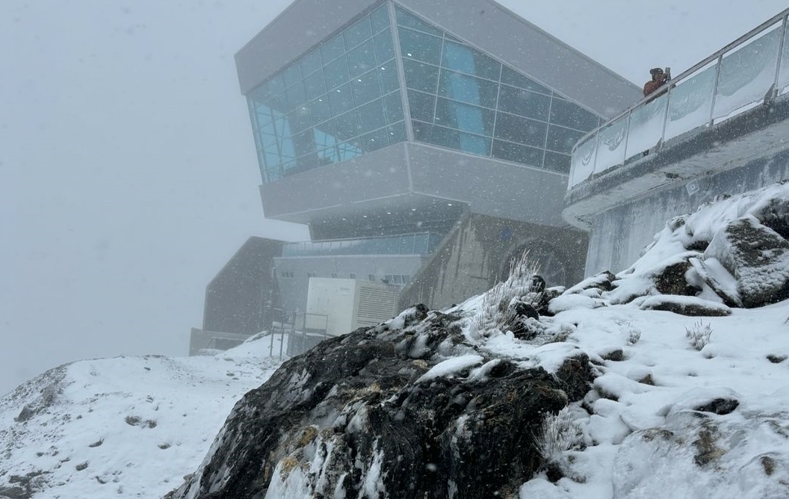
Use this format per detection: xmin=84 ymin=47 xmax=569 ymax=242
xmin=164 ymin=308 xmax=593 ymax=499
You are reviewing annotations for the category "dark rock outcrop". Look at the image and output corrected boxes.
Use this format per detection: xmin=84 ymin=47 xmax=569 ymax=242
xmin=639 ymin=295 xmax=731 ymax=317
xmin=165 ymin=307 xmax=594 ymax=499
xmin=704 ymin=216 xmax=789 ymax=307
xmin=648 ymin=257 xmax=702 ymax=297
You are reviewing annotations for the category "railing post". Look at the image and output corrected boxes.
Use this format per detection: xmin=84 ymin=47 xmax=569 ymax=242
xmin=591 ymin=130 xmax=601 ymax=175
xmin=709 ymin=55 xmax=724 ymax=126
xmin=659 ymin=85 xmax=672 ymax=151
xmin=771 ymin=15 xmax=788 ymax=100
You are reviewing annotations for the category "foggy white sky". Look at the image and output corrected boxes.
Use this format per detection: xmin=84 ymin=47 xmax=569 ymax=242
xmin=1 ymin=0 xmax=785 ymax=396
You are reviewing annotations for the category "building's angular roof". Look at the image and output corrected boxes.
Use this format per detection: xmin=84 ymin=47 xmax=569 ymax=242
xmin=236 ymin=0 xmax=641 ymax=118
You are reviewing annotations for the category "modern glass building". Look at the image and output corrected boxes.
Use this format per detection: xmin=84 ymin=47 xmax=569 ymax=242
xmin=195 ymin=0 xmax=642 ymax=350
xmin=246 ymin=3 xmax=610 ymax=184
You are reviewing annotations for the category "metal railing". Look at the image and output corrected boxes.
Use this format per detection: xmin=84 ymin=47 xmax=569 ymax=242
xmin=569 ymin=8 xmax=789 ymax=190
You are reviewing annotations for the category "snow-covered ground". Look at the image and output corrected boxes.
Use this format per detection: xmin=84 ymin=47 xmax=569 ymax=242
xmin=502 ymin=300 xmax=789 ymax=498
xmin=0 ymin=334 xmax=286 ymax=498
xmin=3 ymin=302 xmax=789 ymax=498
xmin=4 ymin=185 xmax=789 ymax=498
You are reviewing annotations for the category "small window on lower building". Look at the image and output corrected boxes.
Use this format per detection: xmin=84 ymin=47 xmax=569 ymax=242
xmin=350 ymin=273 xmax=357 ymax=279
xmin=331 ymin=273 xmax=338 ymax=278
xmin=368 ymin=274 xmax=376 ymax=281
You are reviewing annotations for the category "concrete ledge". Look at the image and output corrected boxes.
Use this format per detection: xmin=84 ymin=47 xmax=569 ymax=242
xmin=563 ymin=94 xmax=789 ymax=230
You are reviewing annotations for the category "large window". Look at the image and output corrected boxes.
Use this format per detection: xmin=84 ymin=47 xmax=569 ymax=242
xmin=247 ymin=4 xmax=405 ymax=183
xmin=247 ymin=3 xmax=604 ymax=181
xmin=395 ymin=6 xmax=601 ymax=174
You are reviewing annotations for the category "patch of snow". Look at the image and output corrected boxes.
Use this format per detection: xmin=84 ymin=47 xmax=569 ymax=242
xmin=416 ymin=355 xmax=484 ymax=383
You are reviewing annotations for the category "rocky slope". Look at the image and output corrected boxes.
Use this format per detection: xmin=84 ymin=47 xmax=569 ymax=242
xmin=165 ymin=183 xmax=789 ymax=499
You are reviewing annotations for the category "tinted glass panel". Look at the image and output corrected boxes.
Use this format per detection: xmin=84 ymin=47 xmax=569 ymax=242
xmin=359 ymin=127 xmax=390 ymax=152
xmin=288 ymin=109 xmax=311 ymax=133
xmin=378 ymin=60 xmax=400 ymax=94
xmin=501 ymin=66 xmax=550 ymax=95
xmin=299 ymin=50 xmax=322 ymax=77
xmin=329 ymin=84 xmax=355 ymax=116
xmin=258 ymin=130 xmax=277 ymax=149
xmin=399 ymin=28 xmax=442 ymax=65
xmin=285 ymin=81 xmax=306 ymax=110
xmin=344 ymin=17 xmax=372 ymax=49
xmin=266 ymin=74 xmax=285 ymax=98
xmin=292 ymin=129 xmax=316 ymax=157
xmin=253 ymin=103 xmax=275 ymax=128
xmin=543 ymin=151 xmax=571 ymax=173
xmin=492 ymin=140 xmax=543 ymax=166
xmin=263 ymin=146 xmax=280 ymax=167
xmin=546 ymin=125 xmax=584 ymax=154
xmin=313 ymin=128 xmax=337 ymax=150
xmin=249 ymin=85 xmax=270 ymax=106
xmin=495 ymin=113 xmax=547 ymax=147
xmin=550 ymin=98 xmax=599 ymax=131
xmin=348 ymin=40 xmax=376 ymax=78
xmin=428 ymin=125 xmax=490 ymax=155
xmin=304 ymin=71 xmax=326 ymax=101
xmin=438 ymin=70 xmax=498 ymax=108
xmin=306 ymin=96 xmax=332 ymax=124
xmin=497 ymin=85 xmax=550 ymax=121
xmin=383 ymin=92 xmax=404 ymax=123
xmin=374 ymin=30 xmax=395 ymax=63
xmin=267 ymin=92 xmax=288 ymax=113
xmin=321 ymin=34 xmax=346 ymax=63
xmin=395 ymin=6 xmax=443 ymax=36
xmin=356 ymin=99 xmax=386 ymax=132
xmin=388 ymin=121 xmax=407 ymax=144
xmin=407 ymin=90 xmax=436 ymax=122
xmin=458 ymin=132 xmax=491 ymax=155
xmin=282 ymin=64 xmax=302 ymax=89
xmin=352 ymin=69 xmax=382 ymax=105
xmin=324 ymin=56 xmax=349 ymax=90
xmin=328 ymin=111 xmax=358 ymax=140
xmin=403 ymin=59 xmax=439 ymax=93
xmin=434 ymin=98 xmax=495 ymax=136
xmin=370 ymin=5 xmax=390 ymax=34
xmin=442 ymin=40 xmax=501 ymax=81
xmin=296 ymin=152 xmax=319 ymax=171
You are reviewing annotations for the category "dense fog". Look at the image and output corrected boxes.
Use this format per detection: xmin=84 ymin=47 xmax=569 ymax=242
xmin=1 ymin=0 xmax=785 ymax=397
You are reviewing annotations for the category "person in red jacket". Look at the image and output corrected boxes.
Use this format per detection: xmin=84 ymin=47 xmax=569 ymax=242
xmin=643 ymin=67 xmax=670 ymax=97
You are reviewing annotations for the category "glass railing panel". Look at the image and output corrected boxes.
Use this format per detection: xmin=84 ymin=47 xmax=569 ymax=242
xmin=569 ymin=132 xmax=597 ymax=188
xmin=664 ymin=62 xmax=716 ymax=142
xmin=778 ymin=20 xmax=789 ymax=94
xmin=713 ymin=25 xmax=781 ymax=121
xmin=396 ymin=235 xmax=412 ymax=254
xmin=624 ymin=93 xmax=668 ymax=162
xmin=413 ymin=234 xmax=429 ymax=254
xmin=593 ymin=117 xmax=627 ymax=175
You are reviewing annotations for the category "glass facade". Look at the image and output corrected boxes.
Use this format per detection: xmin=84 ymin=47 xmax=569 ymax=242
xmin=395 ymin=6 xmax=601 ymax=174
xmin=247 ymin=2 xmax=603 ymax=181
xmin=281 ymin=232 xmax=442 ymax=257
xmin=248 ymin=4 xmax=405 ymax=183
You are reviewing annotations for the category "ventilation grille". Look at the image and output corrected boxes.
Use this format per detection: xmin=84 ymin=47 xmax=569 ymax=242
xmin=357 ymin=285 xmax=397 ymax=323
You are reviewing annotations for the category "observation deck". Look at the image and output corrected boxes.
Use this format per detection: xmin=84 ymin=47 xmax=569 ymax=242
xmin=564 ymin=8 xmax=789 ymax=274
